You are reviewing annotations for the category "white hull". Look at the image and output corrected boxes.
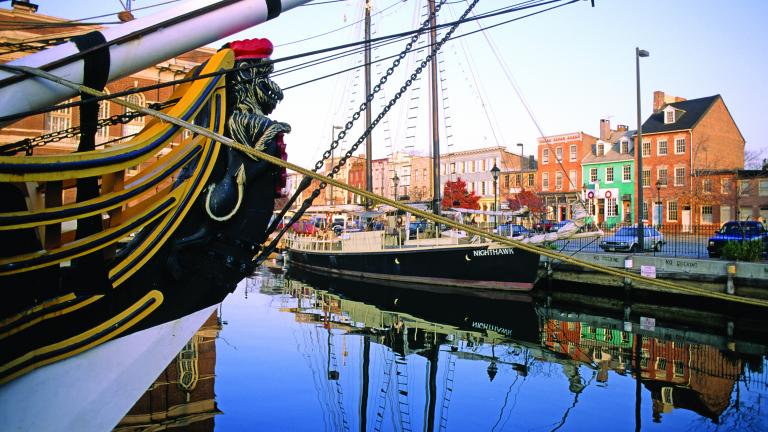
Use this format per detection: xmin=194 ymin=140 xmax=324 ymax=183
xmin=0 ymin=305 xmax=218 ymax=432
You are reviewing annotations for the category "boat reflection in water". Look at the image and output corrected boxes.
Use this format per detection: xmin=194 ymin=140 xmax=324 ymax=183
xmin=244 ymin=266 xmax=768 ymax=431
xmin=113 ymin=311 xmax=222 ymax=431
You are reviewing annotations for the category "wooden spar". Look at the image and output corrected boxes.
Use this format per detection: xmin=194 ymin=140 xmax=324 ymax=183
xmin=0 ymin=0 xmax=312 ymax=124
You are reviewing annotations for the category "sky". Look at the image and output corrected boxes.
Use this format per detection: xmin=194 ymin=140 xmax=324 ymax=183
xmin=28 ymin=0 xmax=768 ymax=170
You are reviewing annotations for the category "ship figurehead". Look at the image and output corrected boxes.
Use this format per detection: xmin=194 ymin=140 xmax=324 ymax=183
xmin=169 ymin=38 xmax=290 ymax=279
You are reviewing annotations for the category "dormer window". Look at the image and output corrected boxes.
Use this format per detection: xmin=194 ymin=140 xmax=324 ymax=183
xmin=664 ymin=106 xmax=676 ymax=124
xmin=620 ymin=139 xmax=629 ymax=154
xmin=596 ymin=143 xmax=604 ymax=157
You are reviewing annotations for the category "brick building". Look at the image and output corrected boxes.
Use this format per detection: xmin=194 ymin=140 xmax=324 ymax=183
xmin=0 ymin=2 xmax=214 ymax=203
xmin=636 ymin=91 xmax=745 ymax=229
xmin=440 ymin=146 xmax=527 ymax=222
xmin=537 ymin=132 xmax=597 ymax=221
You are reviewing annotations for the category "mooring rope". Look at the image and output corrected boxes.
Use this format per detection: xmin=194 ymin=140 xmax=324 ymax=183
xmin=6 ymin=63 xmax=767 ymax=309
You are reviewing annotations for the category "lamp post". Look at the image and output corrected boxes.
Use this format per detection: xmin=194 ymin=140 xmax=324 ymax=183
xmin=635 ymin=47 xmax=649 ymax=250
xmin=516 ymin=143 xmax=525 ymax=169
xmin=392 ymin=172 xmax=400 ymax=200
xmin=328 ymin=125 xmax=343 ymax=206
xmin=655 ymin=179 xmax=662 ymax=227
xmin=491 ymin=163 xmax=500 ymax=230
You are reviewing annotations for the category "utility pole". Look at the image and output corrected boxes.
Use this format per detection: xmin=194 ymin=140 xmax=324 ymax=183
xmin=635 ymin=47 xmax=649 ymax=250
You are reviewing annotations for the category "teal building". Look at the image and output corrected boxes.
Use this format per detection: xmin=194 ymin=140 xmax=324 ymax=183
xmin=581 ymin=130 xmax=636 ymax=227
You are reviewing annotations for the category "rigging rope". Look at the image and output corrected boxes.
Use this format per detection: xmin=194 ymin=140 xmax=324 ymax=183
xmin=6 ymin=63 xmax=768 ymax=310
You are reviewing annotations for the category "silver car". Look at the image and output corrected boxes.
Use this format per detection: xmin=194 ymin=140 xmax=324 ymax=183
xmin=599 ymin=226 xmax=665 ymax=252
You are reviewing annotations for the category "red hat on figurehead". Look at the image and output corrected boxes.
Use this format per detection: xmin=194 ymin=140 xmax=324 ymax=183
xmin=229 ymin=38 xmax=273 ymax=60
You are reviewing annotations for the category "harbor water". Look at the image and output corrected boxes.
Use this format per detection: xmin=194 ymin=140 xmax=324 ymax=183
xmin=115 ymin=265 xmax=768 ymax=431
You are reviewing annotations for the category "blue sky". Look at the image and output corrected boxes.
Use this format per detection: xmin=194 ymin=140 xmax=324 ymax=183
xmin=32 ymin=0 xmax=768 ymax=169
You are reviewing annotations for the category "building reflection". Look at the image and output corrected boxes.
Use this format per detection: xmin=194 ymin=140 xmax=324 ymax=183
xmin=275 ymin=274 xmax=767 ymax=428
xmin=113 ymin=311 xmax=222 ymax=432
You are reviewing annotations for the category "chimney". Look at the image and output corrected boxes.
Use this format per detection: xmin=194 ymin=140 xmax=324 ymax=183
xmin=11 ymin=1 xmax=38 ymax=13
xmin=617 ymin=124 xmax=629 ymax=132
xmin=653 ymin=91 xmax=665 ymax=112
xmin=599 ymin=119 xmax=611 ymax=141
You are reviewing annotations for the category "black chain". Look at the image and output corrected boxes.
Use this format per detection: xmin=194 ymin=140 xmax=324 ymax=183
xmin=254 ymin=0 xmax=480 ymax=266
xmin=0 ymin=100 xmax=177 ymax=155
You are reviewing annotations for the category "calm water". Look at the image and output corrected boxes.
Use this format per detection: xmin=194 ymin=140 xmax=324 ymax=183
xmin=116 ymin=266 xmax=768 ymax=431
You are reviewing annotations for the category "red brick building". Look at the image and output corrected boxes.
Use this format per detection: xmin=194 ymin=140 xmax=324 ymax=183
xmin=635 ymin=91 xmax=745 ymax=228
xmin=537 ymin=132 xmax=597 ymax=221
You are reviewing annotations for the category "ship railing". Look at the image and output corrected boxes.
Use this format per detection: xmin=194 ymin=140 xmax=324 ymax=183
xmin=286 ymin=234 xmax=343 ymax=251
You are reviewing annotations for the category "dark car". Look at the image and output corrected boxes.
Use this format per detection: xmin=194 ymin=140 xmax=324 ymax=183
xmin=409 ymin=220 xmax=428 ymax=238
xmin=495 ymin=223 xmax=531 ymax=237
xmin=707 ymin=221 xmax=768 ymax=258
xmin=552 ymin=220 xmax=573 ymax=232
xmin=533 ymin=219 xmax=556 ymax=232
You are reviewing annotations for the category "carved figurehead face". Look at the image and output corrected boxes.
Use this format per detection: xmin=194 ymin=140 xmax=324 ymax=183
xmin=227 ymin=38 xmax=283 ymax=115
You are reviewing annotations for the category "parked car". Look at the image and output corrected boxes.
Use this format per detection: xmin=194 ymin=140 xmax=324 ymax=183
xmin=495 ymin=223 xmax=531 ymax=237
xmin=552 ymin=220 xmax=573 ymax=232
xmin=599 ymin=226 xmax=665 ymax=252
xmin=533 ymin=219 xmax=556 ymax=232
xmin=707 ymin=221 xmax=768 ymax=258
xmin=409 ymin=220 xmax=428 ymax=238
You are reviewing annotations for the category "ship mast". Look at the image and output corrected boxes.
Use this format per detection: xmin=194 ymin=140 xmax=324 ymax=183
xmin=428 ymin=0 xmax=441 ymax=216
xmin=364 ymin=0 xmax=373 ymax=209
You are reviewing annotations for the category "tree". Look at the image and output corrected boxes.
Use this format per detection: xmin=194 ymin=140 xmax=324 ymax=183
xmin=441 ymin=177 xmax=480 ymax=209
xmin=506 ymin=188 xmax=544 ymax=214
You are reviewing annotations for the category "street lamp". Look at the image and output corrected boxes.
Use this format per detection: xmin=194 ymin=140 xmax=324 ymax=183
xmin=655 ymin=179 xmax=662 ymax=227
xmin=491 ymin=163 xmax=500 ymax=230
xmin=392 ymin=172 xmax=400 ymax=200
xmin=328 ymin=125 xmax=343 ymax=206
xmin=635 ymin=47 xmax=649 ymax=250
xmin=516 ymin=143 xmax=525 ymax=169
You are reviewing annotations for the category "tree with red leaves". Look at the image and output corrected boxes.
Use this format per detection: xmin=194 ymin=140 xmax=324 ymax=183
xmin=506 ymin=188 xmax=544 ymax=213
xmin=441 ymin=177 xmax=480 ymax=209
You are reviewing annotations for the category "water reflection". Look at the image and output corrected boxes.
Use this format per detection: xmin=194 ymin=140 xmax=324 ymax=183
xmin=114 ymin=311 xmax=222 ymax=431
xmin=260 ymin=267 xmax=767 ymax=431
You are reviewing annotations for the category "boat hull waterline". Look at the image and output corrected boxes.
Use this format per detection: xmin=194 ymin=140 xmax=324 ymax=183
xmin=287 ymin=244 xmax=540 ymax=292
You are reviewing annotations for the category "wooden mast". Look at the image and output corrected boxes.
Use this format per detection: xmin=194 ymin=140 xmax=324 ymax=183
xmin=364 ymin=0 xmax=373 ymax=209
xmin=428 ymin=0 xmax=441 ymax=216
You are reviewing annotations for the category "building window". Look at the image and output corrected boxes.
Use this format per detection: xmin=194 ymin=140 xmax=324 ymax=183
xmin=542 ymin=149 xmax=549 ymax=164
xmin=96 ymin=95 xmax=110 ymax=142
xmin=668 ymin=201 xmax=679 ymax=221
xmin=662 ymin=387 xmax=674 ymax=404
xmin=740 ymin=206 xmax=752 ymax=220
xmin=605 ymin=167 xmax=614 ymax=183
xmin=555 ymin=172 xmax=563 ymax=190
xmin=503 ymin=175 xmax=510 ymax=190
xmin=703 ymin=179 xmax=712 ymax=193
xmin=658 ymin=168 xmax=668 ymax=186
xmin=665 ymin=109 xmax=675 ymax=124
xmin=701 ymin=205 xmax=713 ymax=224
xmin=721 ymin=178 xmax=731 ymax=194
xmin=656 ymin=357 xmax=668 ymax=371
xmin=556 ymin=147 xmax=563 ymax=162
xmin=739 ymin=180 xmax=750 ymax=196
xmin=570 ymin=144 xmax=577 ymax=161
xmin=568 ymin=170 xmax=577 ymax=190
xmin=675 ymin=137 xmax=686 ymax=154
xmin=642 ymin=201 xmax=648 ymax=220
xmin=674 ymin=167 xmax=685 ymax=186
xmin=657 ymin=139 xmax=668 ymax=156
xmin=621 ymin=140 xmax=629 ymax=154
xmin=528 ymin=173 xmax=535 ymax=187
xmin=542 ymin=172 xmax=549 ymax=190
xmin=607 ymin=198 xmax=617 ymax=217
xmin=450 ymin=162 xmax=456 ymax=174
xmin=640 ymin=349 xmax=650 ymax=368
xmin=673 ymin=360 xmax=685 ymax=377
xmin=759 ymin=180 xmax=768 ymax=196
xmin=481 ymin=181 xmax=486 ymax=195
xmin=590 ymin=168 xmax=598 ymax=183
xmin=720 ymin=205 xmax=731 ymax=222
xmin=597 ymin=143 xmax=604 ymax=157
xmin=623 ymin=165 xmax=631 ymax=182
xmin=642 ymin=141 xmax=651 ymax=157
xmin=643 ymin=169 xmax=651 ymax=187
xmin=44 ymin=102 xmax=72 ymax=134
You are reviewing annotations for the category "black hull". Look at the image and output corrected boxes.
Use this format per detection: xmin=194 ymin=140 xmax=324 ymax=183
xmin=286 ymin=244 xmax=540 ymax=296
